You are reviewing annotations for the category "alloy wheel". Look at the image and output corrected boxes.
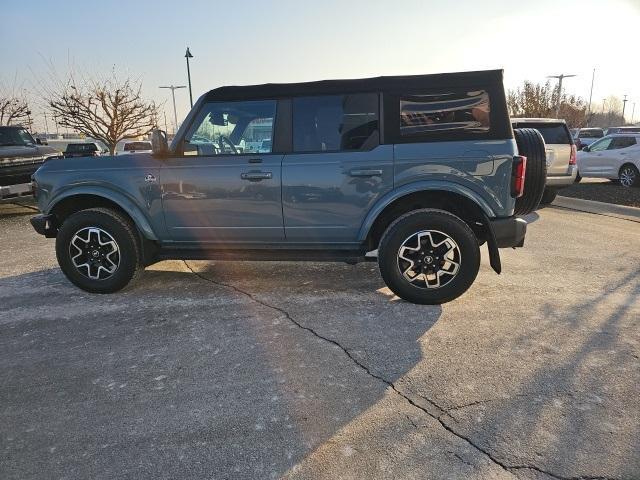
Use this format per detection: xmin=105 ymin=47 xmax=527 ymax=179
xmin=619 ymin=167 xmax=637 ymax=187
xmin=69 ymin=227 xmax=120 ymax=280
xmin=397 ymin=230 xmax=461 ymax=289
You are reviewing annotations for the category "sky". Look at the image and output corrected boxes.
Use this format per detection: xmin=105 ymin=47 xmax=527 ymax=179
xmin=2 ymin=0 xmax=640 ymax=131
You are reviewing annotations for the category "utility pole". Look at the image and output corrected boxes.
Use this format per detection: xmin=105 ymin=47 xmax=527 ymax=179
xmin=622 ymin=95 xmax=628 ymax=122
xmin=163 ymin=111 xmax=169 ymax=134
xmin=632 ymin=103 xmax=636 ymax=124
xmin=547 ymin=74 xmax=577 ymax=118
xmin=159 ymin=85 xmax=186 ymax=134
xmin=586 ymin=68 xmax=595 ymax=126
xmin=185 ymin=47 xmax=194 ymax=108
xmin=43 ymin=112 xmax=49 ymax=136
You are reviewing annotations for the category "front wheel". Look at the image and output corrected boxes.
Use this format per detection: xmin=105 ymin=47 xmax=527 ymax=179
xmin=619 ymin=164 xmax=640 ymax=187
xmin=378 ymin=209 xmax=480 ymax=304
xmin=56 ymin=208 xmax=142 ymax=293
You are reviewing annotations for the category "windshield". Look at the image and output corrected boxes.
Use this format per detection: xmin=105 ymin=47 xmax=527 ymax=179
xmin=579 ymin=129 xmax=604 ymax=139
xmin=124 ymin=141 xmax=152 ymax=151
xmin=66 ymin=143 xmax=98 ymax=153
xmin=0 ymin=127 xmax=35 ymax=147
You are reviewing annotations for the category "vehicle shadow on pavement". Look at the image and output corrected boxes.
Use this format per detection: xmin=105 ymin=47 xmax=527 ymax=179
xmin=0 ymin=261 xmax=442 ymax=479
xmin=442 ymin=265 xmax=640 ymax=479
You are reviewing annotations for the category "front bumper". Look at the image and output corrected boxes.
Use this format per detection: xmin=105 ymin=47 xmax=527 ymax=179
xmin=30 ymin=214 xmax=57 ymax=238
xmin=490 ymin=216 xmax=527 ymax=248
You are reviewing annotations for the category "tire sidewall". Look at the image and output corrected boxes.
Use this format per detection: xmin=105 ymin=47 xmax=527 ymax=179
xmin=378 ymin=210 xmax=480 ymax=304
xmin=56 ymin=210 xmax=138 ymax=293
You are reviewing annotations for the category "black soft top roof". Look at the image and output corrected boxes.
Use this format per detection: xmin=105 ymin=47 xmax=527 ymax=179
xmin=205 ymin=69 xmax=504 ymax=101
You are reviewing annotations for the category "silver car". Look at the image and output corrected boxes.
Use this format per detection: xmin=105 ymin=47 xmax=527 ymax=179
xmin=512 ymin=118 xmax=578 ymax=205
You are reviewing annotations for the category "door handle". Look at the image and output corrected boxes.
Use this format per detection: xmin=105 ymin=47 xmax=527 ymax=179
xmin=241 ymin=171 xmax=272 ymax=181
xmin=349 ymin=169 xmax=383 ymax=177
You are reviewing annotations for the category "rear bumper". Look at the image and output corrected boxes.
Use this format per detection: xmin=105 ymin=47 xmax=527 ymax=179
xmin=490 ymin=216 xmax=527 ymax=248
xmin=30 ymin=214 xmax=57 ymax=238
xmin=546 ymin=165 xmax=578 ymax=187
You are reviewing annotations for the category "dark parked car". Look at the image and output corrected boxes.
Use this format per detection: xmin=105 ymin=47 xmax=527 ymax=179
xmin=63 ymin=143 xmax=102 ymax=158
xmin=0 ymin=125 xmax=62 ymax=199
xmin=31 ymin=69 xmax=547 ymax=304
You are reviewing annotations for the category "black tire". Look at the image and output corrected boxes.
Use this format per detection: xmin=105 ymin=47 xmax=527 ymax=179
xmin=56 ymin=208 xmax=142 ymax=293
xmin=619 ymin=164 xmax=640 ymax=187
xmin=513 ymin=128 xmax=547 ymax=215
xmin=538 ymin=187 xmax=558 ymax=206
xmin=378 ymin=209 xmax=480 ymax=305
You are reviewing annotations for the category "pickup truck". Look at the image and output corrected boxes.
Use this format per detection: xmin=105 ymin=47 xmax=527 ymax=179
xmin=0 ymin=126 xmax=62 ymax=199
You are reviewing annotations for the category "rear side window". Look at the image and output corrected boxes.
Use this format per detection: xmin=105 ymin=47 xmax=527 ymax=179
xmin=399 ymin=90 xmax=490 ymax=136
xmin=609 ymin=136 xmax=637 ymax=149
xmin=292 ymin=94 xmax=379 ymax=152
xmin=515 ymin=123 xmax=571 ymax=144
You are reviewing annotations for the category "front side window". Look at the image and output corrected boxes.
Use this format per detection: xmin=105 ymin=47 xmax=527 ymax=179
xmin=184 ymin=100 xmax=276 ymax=155
xmin=589 ymin=137 xmax=612 ymax=152
xmin=400 ymin=90 xmax=490 ymax=137
xmin=292 ymin=94 xmax=379 ymax=153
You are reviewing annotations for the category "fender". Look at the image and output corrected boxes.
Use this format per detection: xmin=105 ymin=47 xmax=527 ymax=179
xmin=46 ymin=185 xmax=158 ymax=241
xmin=357 ymin=180 xmax=496 ymax=242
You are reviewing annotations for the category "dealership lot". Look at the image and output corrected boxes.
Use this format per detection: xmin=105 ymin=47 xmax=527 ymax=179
xmin=1 ymin=201 xmax=639 ymax=480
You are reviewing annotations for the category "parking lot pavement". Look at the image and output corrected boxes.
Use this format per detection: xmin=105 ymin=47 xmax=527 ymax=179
xmin=1 ymin=202 xmax=638 ymax=480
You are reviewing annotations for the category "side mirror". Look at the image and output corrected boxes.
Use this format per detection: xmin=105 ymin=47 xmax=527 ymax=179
xmin=151 ymin=129 xmax=169 ymax=156
xmin=582 ymin=145 xmax=590 ymax=152
xmin=36 ymin=138 xmax=43 ymax=145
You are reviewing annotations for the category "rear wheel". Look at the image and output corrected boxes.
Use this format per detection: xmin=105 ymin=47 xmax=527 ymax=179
xmin=513 ymin=128 xmax=547 ymax=215
xmin=378 ymin=209 xmax=480 ymax=304
xmin=56 ymin=208 xmax=142 ymax=293
xmin=539 ymin=187 xmax=558 ymax=206
xmin=619 ymin=164 xmax=639 ymax=187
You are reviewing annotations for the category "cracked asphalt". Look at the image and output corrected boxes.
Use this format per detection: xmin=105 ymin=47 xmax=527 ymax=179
xmin=1 ymin=200 xmax=639 ymax=480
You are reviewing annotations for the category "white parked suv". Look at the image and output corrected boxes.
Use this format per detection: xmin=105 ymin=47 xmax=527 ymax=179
xmin=115 ymin=140 xmax=153 ymax=155
xmin=512 ymin=118 xmax=577 ymax=204
xmin=577 ymin=134 xmax=640 ymax=187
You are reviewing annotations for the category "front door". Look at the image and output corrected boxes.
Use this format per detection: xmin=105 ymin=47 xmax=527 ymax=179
xmin=579 ymin=136 xmax=614 ymax=176
xmin=161 ymin=100 xmax=284 ymax=243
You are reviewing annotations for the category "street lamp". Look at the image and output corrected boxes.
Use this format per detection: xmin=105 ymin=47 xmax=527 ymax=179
xmin=159 ymin=85 xmax=186 ymax=134
xmin=547 ymin=74 xmax=576 ymax=118
xmin=185 ymin=47 xmax=194 ymax=108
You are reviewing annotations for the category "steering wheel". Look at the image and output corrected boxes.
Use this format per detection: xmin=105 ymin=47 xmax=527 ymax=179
xmin=218 ymin=135 xmax=238 ymax=154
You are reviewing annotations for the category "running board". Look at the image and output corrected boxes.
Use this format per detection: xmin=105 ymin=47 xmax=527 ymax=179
xmin=156 ymin=248 xmax=371 ymax=264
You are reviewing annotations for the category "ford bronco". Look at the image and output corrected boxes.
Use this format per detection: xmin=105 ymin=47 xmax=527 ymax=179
xmin=30 ymin=70 xmax=546 ymax=304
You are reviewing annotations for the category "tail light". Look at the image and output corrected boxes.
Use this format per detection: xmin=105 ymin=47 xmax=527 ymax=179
xmin=569 ymin=144 xmax=577 ymax=165
xmin=511 ymin=155 xmax=527 ymax=198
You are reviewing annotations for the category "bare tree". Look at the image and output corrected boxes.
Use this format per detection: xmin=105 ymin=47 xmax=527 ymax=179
xmin=48 ymin=73 xmax=158 ymax=154
xmin=507 ymin=81 xmax=587 ymax=128
xmin=0 ymin=92 xmax=30 ymax=126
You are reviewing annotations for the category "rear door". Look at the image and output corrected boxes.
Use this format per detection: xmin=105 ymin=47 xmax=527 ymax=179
xmin=281 ymin=93 xmax=394 ymax=243
xmin=605 ymin=136 xmax=638 ymax=176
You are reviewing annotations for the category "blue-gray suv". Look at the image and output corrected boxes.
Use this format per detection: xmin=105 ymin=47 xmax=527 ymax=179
xmin=31 ymin=70 xmax=547 ymax=304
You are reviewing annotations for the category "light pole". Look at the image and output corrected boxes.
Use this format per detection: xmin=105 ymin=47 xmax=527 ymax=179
xmin=547 ymin=74 xmax=576 ymax=118
xmin=587 ymin=68 xmax=595 ymax=126
xmin=632 ymin=103 xmax=636 ymax=124
xmin=185 ymin=47 xmax=194 ymax=108
xmin=622 ymin=94 xmax=628 ymax=122
xmin=159 ymin=85 xmax=186 ymax=134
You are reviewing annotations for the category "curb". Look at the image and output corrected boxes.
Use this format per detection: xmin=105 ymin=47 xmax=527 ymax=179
xmin=553 ymin=196 xmax=640 ymax=223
